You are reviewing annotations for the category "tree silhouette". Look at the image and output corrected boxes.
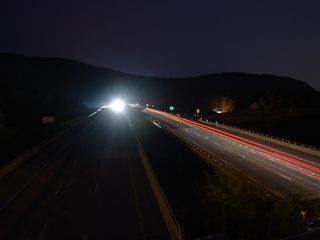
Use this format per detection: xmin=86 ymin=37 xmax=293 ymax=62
xmin=212 ymin=96 xmax=235 ymax=113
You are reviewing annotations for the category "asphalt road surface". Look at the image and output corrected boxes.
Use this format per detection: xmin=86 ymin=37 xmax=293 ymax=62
xmin=144 ymin=108 xmax=320 ymax=201
xmin=0 ymin=110 xmax=169 ymax=240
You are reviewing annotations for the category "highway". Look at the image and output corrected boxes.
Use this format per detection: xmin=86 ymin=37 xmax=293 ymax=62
xmin=144 ymin=108 xmax=320 ymax=201
xmin=0 ymin=110 xmax=169 ymax=239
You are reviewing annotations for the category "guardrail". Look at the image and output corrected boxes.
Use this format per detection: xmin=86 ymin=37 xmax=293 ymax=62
xmin=199 ymin=120 xmax=320 ymax=158
xmin=134 ymin=135 xmax=183 ymax=240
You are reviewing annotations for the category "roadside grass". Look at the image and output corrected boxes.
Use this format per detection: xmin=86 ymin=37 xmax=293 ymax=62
xmin=201 ymin=165 xmax=310 ymax=239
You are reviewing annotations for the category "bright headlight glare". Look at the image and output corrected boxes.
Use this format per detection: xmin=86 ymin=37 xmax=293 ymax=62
xmin=109 ymin=99 xmax=126 ymax=113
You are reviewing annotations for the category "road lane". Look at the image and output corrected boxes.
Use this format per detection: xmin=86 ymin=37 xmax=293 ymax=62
xmin=144 ymin=108 xmax=320 ymax=200
xmin=0 ymin=110 xmax=169 ymax=239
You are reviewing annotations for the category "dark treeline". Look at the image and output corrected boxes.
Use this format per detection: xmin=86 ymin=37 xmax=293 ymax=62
xmin=1 ymin=53 xmax=319 ymax=116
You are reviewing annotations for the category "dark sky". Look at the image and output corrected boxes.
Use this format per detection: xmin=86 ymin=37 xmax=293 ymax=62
xmin=1 ymin=0 xmax=320 ymax=90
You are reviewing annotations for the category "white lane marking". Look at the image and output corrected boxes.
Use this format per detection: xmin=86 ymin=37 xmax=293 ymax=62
xmin=151 ymin=121 xmax=161 ymax=128
xmin=276 ymin=172 xmax=292 ymax=181
xmin=88 ymin=112 xmax=96 ymax=117
xmin=95 ymin=183 xmax=99 ymax=193
xmin=83 ymin=234 xmax=87 ymax=240
xmin=55 ymin=185 xmax=63 ymax=195
xmin=238 ymin=154 xmax=246 ymax=159
xmin=214 ymin=142 xmax=220 ymax=146
xmin=88 ymin=109 xmax=99 ymax=117
xmin=196 ymin=133 xmax=201 ymax=137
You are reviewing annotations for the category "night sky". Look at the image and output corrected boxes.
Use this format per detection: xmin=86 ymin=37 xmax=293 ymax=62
xmin=1 ymin=0 xmax=320 ymax=90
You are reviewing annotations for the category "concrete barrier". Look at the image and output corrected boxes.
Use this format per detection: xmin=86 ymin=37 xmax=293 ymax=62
xmin=135 ymin=137 xmax=183 ymax=240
